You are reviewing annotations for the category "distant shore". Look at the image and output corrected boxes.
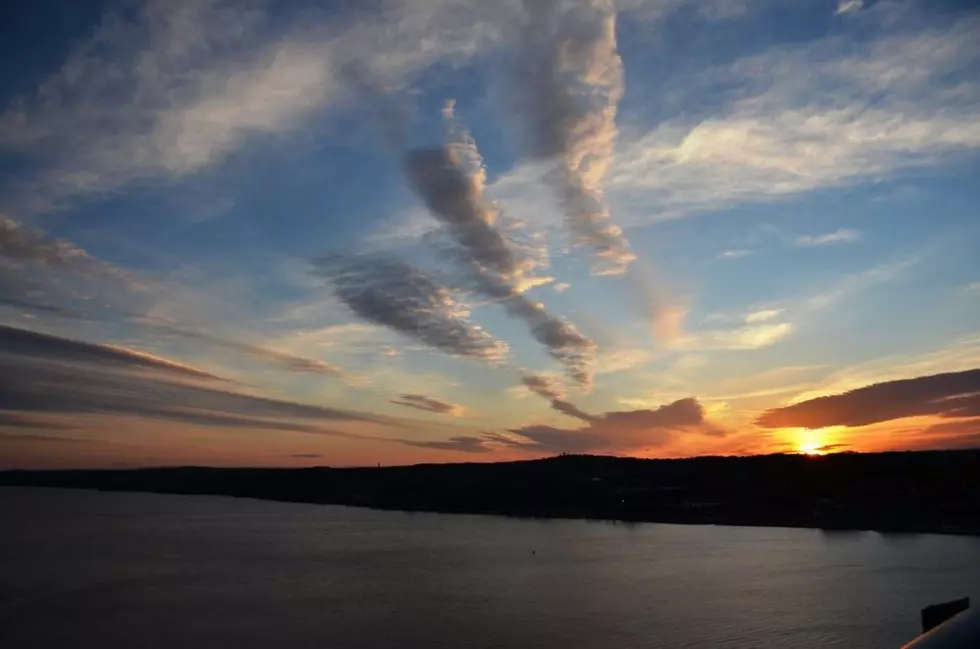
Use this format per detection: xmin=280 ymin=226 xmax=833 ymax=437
xmin=3 ymin=451 xmax=980 ymax=536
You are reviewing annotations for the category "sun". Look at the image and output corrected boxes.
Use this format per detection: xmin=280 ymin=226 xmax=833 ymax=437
xmin=789 ymin=428 xmax=829 ymax=455
xmin=798 ymin=441 xmax=826 ymax=456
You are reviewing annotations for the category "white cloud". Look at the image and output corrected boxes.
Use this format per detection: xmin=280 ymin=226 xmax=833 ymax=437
xmin=744 ymin=308 xmax=783 ymax=323
xmin=595 ymin=347 xmax=659 ymax=374
xmin=604 ymin=17 xmax=980 ymax=226
xmin=786 ymin=335 xmax=980 ymax=405
xmin=802 ymin=256 xmax=918 ymax=311
xmin=835 ymin=0 xmax=863 ymax=16
xmin=0 ymin=0 xmax=521 ymax=214
xmin=718 ymin=249 xmax=753 ymax=259
xmin=964 ymin=282 xmax=980 ymax=295
xmin=794 ymin=228 xmax=860 ymax=247
xmin=670 ymin=322 xmax=793 ymax=351
xmin=373 ymin=12 xmax=980 ymax=250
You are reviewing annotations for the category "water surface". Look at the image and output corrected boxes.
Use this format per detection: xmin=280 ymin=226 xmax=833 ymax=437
xmin=2 ymin=487 xmax=978 ymax=648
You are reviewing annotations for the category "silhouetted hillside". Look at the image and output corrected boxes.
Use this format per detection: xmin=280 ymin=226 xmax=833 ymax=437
xmin=3 ymin=451 xmax=979 ymax=535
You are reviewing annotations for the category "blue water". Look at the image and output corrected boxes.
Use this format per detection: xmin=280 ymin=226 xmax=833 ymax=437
xmin=1 ymin=487 xmax=978 ymax=648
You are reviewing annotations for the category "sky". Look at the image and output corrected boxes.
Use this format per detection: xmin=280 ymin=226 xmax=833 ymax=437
xmin=1 ymin=0 xmax=979 ymax=469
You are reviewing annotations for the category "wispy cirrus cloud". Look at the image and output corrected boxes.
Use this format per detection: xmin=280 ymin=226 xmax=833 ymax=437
xmin=603 ymin=13 xmax=980 ymax=225
xmin=0 ymin=325 xmax=391 ymax=438
xmin=520 ymin=371 xmax=596 ymax=423
xmin=0 ymin=0 xmax=523 ymax=214
xmin=0 ymin=324 xmax=222 ymax=382
xmin=399 ymin=435 xmax=494 ymax=454
xmin=670 ymin=322 xmax=793 ymax=351
xmin=718 ymin=249 xmax=753 ymax=260
xmin=1 ymin=219 xmax=358 ymax=380
xmin=835 ymin=0 xmax=863 ymax=16
xmin=795 ymin=228 xmax=860 ymax=247
xmin=390 ymin=394 xmax=462 ymax=416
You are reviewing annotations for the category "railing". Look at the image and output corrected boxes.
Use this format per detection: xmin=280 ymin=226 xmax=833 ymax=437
xmin=902 ymin=599 xmax=978 ymax=648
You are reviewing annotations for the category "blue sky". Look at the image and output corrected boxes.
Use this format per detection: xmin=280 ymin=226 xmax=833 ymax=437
xmin=1 ymin=0 xmax=979 ymax=467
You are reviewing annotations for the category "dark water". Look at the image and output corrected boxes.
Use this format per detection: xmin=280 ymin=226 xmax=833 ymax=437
xmin=1 ymin=488 xmax=978 ymax=648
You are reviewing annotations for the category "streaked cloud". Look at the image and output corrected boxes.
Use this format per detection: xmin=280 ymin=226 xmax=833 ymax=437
xmin=671 ymin=322 xmax=793 ymax=351
xmin=794 ymin=228 xmax=861 ymax=247
xmin=399 ymin=435 xmax=494 ymax=454
xmin=400 ymin=107 xmax=596 ymax=387
xmin=835 ymin=0 xmax=863 ymax=16
xmin=390 ymin=394 xmax=462 ymax=416
xmin=504 ymin=397 xmax=721 ymax=454
xmin=520 ymin=371 xmax=596 ymax=423
xmin=0 ymin=0 xmax=521 ymax=213
xmin=605 ymin=15 xmax=980 ymax=225
xmin=744 ymin=309 xmax=783 ymax=324
xmin=403 ymin=396 xmax=723 ymax=455
xmin=314 ymin=253 xmax=509 ymax=364
xmin=718 ymin=249 xmax=753 ymax=260
xmin=146 ymin=322 xmax=350 ymax=378
xmin=511 ymin=0 xmax=635 ymax=275
xmin=0 ymin=325 xmax=389 ymax=436
xmin=758 ymin=368 xmax=980 ymax=429
xmin=0 ymin=324 xmax=221 ymax=382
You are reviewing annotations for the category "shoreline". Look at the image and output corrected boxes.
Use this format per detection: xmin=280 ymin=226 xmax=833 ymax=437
xmin=3 ymin=450 xmax=979 ymax=537
xmin=4 ymin=483 xmax=979 ymax=538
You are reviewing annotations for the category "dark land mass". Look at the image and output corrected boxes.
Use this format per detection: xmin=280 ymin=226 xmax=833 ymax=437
xmin=3 ymin=450 xmax=980 ymax=535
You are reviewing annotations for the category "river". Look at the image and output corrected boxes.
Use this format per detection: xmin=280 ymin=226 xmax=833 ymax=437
xmin=2 ymin=487 xmax=978 ymax=648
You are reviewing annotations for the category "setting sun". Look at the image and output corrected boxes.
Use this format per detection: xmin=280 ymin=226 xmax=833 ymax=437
xmin=798 ymin=442 xmax=826 ymax=456
xmin=791 ymin=428 xmax=829 ymax=455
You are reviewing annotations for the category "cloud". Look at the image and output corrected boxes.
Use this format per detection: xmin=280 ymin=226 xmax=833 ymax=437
xmin=0 ymin=222 xmax=353 ymax=378
xmin=671 ymin=322 xmax=793 ymax=351
xmin=0 ymin=0 xmax=523 ymax=213
xmin=744 ymin=308 xmax=783 ymax=324
xmin=0 ymin=326 xmax=389 ymax=436
xmin=794 ymin=228 xmax=861 ymax=247
xmin=146 ymin=322 xmax=349 ymax=377
xmin=399 ymin=108 xmax=596 ymax=387
xmin=757 ymin=368 xmax=980 ymax=429
xmin=520 ymin=371 xmax=596 ymax=423
xmin=0 ymin=433 xmax=94 ymax=444
xmin=503 ymin=397 xmax=721 ymax=454
xmin=314 ymin=253 xmax=509 ymax=364
xmin=595 ymin=348 xmax=658 ymax=374
xmin=0 ymin=217 xmax=139 ymax=293
xmin=289 ymin=453 xmax=322 ymax=459
xmin=553 ymin=282 xmax=571 ymax=293
xmin=0 ymin=412 xmax=76 ymax=431
xmin=390 ymin=394 xmax=462 ymax=415
xmin=0 ymin=0 xmax=331 ymax=210
xmin=0 ymin=324 xmax=223 ymax=382
xmin=399 ymin=435 xmax=495 ymax=454
xmin=835 ymin=0 xmax=863 ymax=16
xmin=814 ymin=443 xmax=851 ymax=453
xmin=511 ymin=0 xmax=635 ymax=275
xmin=0 ymin=296 xmax=76 ymax=317
xmin=402 ymin=120 xmax=526 ymax=283
xmin=605 ymin=15 xmax=980 ymax=225
xmin=902 ymin=419 xmax=980 ymax=451
xmin=718 ymin=249 xmax=753 ymax=260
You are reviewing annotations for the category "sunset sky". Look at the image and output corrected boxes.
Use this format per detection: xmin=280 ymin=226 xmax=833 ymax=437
xmin=1 ymin=0 xmax=979 ymax=468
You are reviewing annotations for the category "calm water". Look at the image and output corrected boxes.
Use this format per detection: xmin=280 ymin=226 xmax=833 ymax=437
xmin=1 ymin=488 xmax=979 ymax=648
